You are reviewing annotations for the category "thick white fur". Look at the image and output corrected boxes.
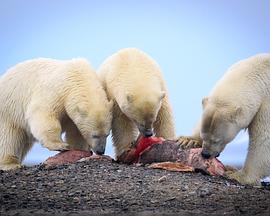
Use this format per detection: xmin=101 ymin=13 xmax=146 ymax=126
xmin=98 ymin=48 xmax=175 ymax=158
xmin=191 ymin=54 xmax=270 ymax=185
xmin=0 ymin=58 xmax=112 ymax=170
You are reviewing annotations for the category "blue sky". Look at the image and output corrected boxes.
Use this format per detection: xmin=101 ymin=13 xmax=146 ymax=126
xmin=1 ymin=0 xmax=270 ymax=166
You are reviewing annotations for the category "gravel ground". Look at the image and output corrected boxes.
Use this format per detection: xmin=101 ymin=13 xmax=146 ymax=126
xmin=0 ymin=159 xmax=270 ymax=216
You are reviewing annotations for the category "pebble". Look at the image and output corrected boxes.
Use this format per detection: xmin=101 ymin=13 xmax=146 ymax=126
xmin=165 ymin=197 xmax=176 ymax=201
xmin=181 ymin=185 xmax=189 ymax=191
xmin=158 ymin=176 xmax=167 ymax=182
xmin=188 ymin=191 xmax=196 ymax=195
xmin=198 ymin=188 xmax=211 ymax=197
xmin=73 ymin=197 xmax=80 ymax=202
xmin=68 ymin=192 xmax=75 ymax=196
xmin=226 ymin=182 xmax=231 ymax=186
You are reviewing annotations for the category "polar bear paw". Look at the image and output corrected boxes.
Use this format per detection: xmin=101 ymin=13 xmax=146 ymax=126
xmin=227 ymin=170 xmax=261 ymax=186
xmin=44 ymin=142 xmax=70 ymax=151
xmin=0 ymin=163 xmax=21 ymax=171
xmin=0 ymin=155 xmax=21 ymax=171
xmin=176 ymin=136 xmax=202 ymax=149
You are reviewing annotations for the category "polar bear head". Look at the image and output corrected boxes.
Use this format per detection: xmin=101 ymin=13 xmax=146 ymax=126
xmin=200 ymin=97 xmax=243 ymax=159
xmin=75 ymin=101 xmax=113 ymax=155
xmin=90 ymin=107 xmax=113 ymax=154
xmin=119 ymin=91 xmax=166 ymax=137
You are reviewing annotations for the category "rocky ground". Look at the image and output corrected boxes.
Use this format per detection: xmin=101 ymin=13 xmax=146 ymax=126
xmin=0 ymin=159 xmax=270 ymax=216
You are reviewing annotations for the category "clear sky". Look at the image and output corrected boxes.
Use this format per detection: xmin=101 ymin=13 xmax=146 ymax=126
xmin=1 ymin=0 xmax=270 ymax=166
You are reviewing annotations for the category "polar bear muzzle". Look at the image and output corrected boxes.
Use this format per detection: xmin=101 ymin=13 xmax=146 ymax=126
xmin=142 ymin=129 xmax=154 ymax=137
xmin=201 ymin=148 xmax=220 ymax=159
xmin=91 ymin=135 xmax=108 ymax=155
xmin=137 ymin=123 xmax=154 ymax=137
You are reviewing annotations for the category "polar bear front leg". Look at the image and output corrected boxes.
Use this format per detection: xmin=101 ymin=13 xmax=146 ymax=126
xmin=0 ymin=124 xmax=30 ymax=170
xmin=154 ymin=96 xmax=176 ymax=139
xmin=229 ymin=102 xmax=270 ymax=186
xmin=229 ymin=140 xmax=270 ymax=186
xmin=228 ymin=139 xmax=270 ymax=186
xmin=62 ymin=118 xmax=89 ymax=151
xmin=112 ymin=105 xmax=138 ymax=159
xmin=27 ymin=109 xmax=69 ymax=151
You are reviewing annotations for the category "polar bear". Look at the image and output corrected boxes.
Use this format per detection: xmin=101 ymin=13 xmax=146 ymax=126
xmin=178 ymin=54 xmax=270 ymax=185
xmin=98 ymin=48 xmax=175 ymax=158
xmin=0 ymin=58 xmax=112 ymax=170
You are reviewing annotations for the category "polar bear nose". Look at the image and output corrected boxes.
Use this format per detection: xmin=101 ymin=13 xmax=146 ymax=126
xmin=201 ymin=150 xmax=211 ymax=159
xmin=91 ymin=136 xmax=106 ymax=155
xmin=143 ymin=130 xmax=153 ymax=137
xmin=96 ymin=149 xmax=105 ymax=155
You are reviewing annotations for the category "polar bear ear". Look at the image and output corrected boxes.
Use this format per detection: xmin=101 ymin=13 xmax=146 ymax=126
xmin=159 ymin=91 xmax=166 ymax=100
xmin=202 ymin=97 xmax=209 ymax=108
xmin=126 ymin=94 xmax=134 ymax=103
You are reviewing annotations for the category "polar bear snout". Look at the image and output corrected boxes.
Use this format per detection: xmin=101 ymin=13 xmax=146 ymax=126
xmin=136 ymin=123 xmax=154 ymax=137
xmin=201 ymin=149 xmax=220 ymax=159
xmin=91 ymin=136 xmax=107 ymax=155
xmin=92 ymin=145 xmax=105 ymax=155
xmin=95 ymin=148 xmax=105 ymax=155
xmin=143 ymin=129 xmax=154 ymax=137
xmin=201 ymin=144 xmax=221 ymax=159
xmin=201 ymin=149 xmax=212 ymax=159
xmin=201 ymin=139 xmax=222 ymax=159
xmin=139 ymin=127 xmax=154 ymax=137
xmin=96 ymin=150 xmax=105 ymax=155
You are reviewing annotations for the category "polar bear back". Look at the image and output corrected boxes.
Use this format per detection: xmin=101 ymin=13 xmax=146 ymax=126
xmin=0 ymin=58 xmax=104 ymax=126
xmin=98 ymin=48 xmax=167 ymax=100
xmin=209 ymin=54 xmax=270 ymax=106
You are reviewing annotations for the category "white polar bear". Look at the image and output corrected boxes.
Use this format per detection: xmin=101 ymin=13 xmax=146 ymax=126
xmin=98 ymin=48 xmax=175 ymax=158
xmin=0 ymin=58 xmax=112 ymax=170
xmin=178 ymin=54 xmax=270 ymax=185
